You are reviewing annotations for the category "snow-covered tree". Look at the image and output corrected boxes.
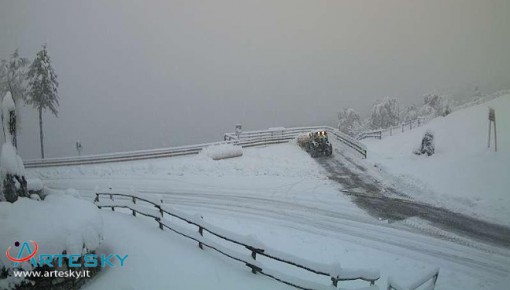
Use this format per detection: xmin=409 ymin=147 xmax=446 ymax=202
xmin=337 ymin=108 xmax=363 ymax=137
xmin=1 ymin=92 xmax=28 ymax=202
xmin=0 ymin=49 xmax=29 ymax=103
xmin=402 ymin=105 xmax=418 ymax=123
xmin=27 ymin=45 xmax=60 ymax=159
xmin=0 ymin=49 xmax=29 ymax=147
xmin=369 ymin=97 xmax=400 ymax=129
xmin=422 ymin=94 xmax=452 ymax=117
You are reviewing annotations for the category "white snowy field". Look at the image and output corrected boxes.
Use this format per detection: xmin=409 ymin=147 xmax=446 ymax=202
xmin=362 ymin=94 xmax=510 ymax=226
xmin=27 ymin=141 xmax=510 ymax=289
xmin=80 ymin=210 xmax=294 ymax=290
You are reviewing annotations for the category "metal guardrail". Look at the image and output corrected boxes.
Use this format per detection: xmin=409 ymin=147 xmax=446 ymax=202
xmin=225 ymin=126 xmax=367 ymax=159
xmin=25 ymin=126 xmax=368 ymax=168
xmin=95 ymin=192 xmax=380 ymax=290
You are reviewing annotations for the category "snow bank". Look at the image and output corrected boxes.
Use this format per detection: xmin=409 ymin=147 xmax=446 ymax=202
xmin=363 ymin=94 xmax=510 ymax=224
xmin=0 ymin=143 xmax=25 ymax=176
xmin=200 ymin=143 xmax=243 ymax=160
xmin=0 ymin=195 xmax=103 ymax=273
xmin=27 ymin=178 xmax=43 ymax=191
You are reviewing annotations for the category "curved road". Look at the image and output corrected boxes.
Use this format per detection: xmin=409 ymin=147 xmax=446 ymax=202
xmin=317 ymin=145 xmax=510 ymax=249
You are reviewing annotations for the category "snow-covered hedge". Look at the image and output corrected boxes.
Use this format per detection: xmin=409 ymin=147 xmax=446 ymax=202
xmin=200 ymin=143 xmax=243 ymax=160
xmin=0 ymin=194 xmax=103 ymax=289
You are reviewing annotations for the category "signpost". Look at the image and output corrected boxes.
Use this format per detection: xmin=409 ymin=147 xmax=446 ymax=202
xmin=488 ymin=108 xmax=497 ymax=152
xmin=76 ymin=141 xmax=83 ymax=156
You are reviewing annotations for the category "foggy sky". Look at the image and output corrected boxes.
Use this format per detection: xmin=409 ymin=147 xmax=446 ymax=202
xmin=0 ymin=0 xmax=509 ymax=159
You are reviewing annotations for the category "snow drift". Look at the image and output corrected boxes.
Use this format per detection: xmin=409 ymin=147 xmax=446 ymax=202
xmin=0 ymin=195 xmax=103 ymax=289
xmin=201 ymin=143 xmax=243 ymax=160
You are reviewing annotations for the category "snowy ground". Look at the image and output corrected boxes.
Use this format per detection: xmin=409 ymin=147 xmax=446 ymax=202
xmin=362 ymin=94 xmax=510 ymax=226
xmin=27 ymin=139 xmax=510 ymax=289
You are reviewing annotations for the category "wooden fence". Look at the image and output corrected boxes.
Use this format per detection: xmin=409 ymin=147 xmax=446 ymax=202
xmin=387 ymin=268 xmax=439 ymax=290
xmin=95 ymin=192 xmax=380 ymax=290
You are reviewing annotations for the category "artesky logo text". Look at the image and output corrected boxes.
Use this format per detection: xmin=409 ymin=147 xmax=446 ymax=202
xmin=6 ymin=240 xmax=128 ymax=268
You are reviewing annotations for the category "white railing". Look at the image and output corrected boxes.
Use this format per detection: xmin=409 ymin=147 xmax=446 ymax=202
xmin=25 ymin=125 xmax=367 ymax=168
xmin=225 ymin=126 xmax=367 ymax=158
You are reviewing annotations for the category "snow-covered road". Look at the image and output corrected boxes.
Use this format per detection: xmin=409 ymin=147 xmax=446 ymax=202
xmin=28 ymin=142 xmax=510 ymax=289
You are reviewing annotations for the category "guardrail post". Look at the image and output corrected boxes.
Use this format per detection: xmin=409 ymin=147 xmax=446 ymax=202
xmin=132 ymin=196 xmax=136 ymax=216
xmin=401 ymin=123 xmax=404 ymax=133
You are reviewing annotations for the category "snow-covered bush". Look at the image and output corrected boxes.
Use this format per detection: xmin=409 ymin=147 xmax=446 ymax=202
xmin=337 ymin=108 xmax=363 ymax=137
xmin=0 ymin=194 xmax=103 ymax=289
xmin=200 ymin=143 xmax=243 ymax=160
xmin=414 ymin=130 xmax=435 ymax=156
xmin=369 ymin=97 xmax=400 ymax=129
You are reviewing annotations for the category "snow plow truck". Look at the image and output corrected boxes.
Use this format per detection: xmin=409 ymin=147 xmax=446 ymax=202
xmin=297 ymin=130 xmax=333 ymax=158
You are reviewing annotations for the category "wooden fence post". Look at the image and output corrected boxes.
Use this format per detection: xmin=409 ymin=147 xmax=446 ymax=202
xmin=198 ymin=226 xmax=204 ymax=249
xmin=156 ymin=217 xmax=163 ymax=230
xmin=246 ymin=246 xmax=263 ymax=274
xmin=132 ymin=196 xmax=136 ymax=217
xmin=331 ymin=276 xmax=338 ymax=287
xmin=198 ymin=215 xmax=204 ymax=249
xmin=110 ymin=194 xmax=114 ymax=211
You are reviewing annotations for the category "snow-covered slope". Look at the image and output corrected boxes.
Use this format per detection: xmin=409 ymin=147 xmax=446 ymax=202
xmin=363 ymin=94 xmax=510 ymax=225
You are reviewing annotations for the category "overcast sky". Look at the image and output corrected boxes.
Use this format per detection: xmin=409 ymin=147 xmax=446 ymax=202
xmin=1 ymin=0 xmax=509 ymax=159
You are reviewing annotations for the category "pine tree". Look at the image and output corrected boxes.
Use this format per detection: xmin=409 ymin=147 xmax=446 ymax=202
xmin=27 ymin=45 xmax=59 ymax=159
xmin=0 ymin=49 xmax=29 ymax=147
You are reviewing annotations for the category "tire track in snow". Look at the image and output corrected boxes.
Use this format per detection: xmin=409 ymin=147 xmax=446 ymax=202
xmin=315 ymin=143 xmax=510 ymax=249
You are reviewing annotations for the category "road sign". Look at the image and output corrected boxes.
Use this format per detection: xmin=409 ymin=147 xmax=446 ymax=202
xmin=489 ymin=108 xmax=495 ymax=121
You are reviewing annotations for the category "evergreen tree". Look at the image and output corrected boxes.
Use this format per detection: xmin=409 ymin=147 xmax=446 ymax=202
xmin=0 ymin=49 xmax=29 ymax=102
xmin=0 ymin=49 xmax=29 ymax=147
xmin=27 ymin=45 xmax=59 ymax=159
